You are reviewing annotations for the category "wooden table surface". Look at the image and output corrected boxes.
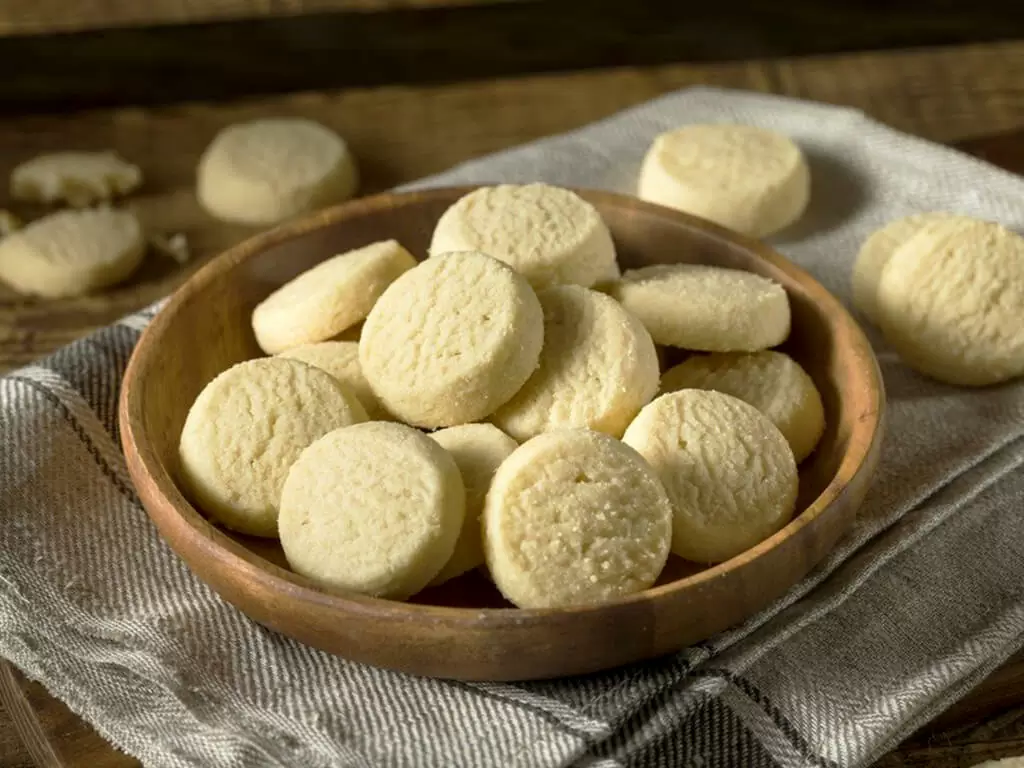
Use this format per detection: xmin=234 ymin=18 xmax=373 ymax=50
xmin=3 ymin=39 xmax=1024 ymax=768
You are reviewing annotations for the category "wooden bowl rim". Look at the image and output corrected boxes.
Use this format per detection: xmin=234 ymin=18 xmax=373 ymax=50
xmin=120 ymin=185 xmax=884 ymax=628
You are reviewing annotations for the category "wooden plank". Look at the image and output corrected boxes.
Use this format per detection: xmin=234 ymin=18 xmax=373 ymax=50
xmin=874 ymin=648 xmax=1024 ymax=766
xmin=0 ymin=665 xmax=63 ymax=768
xmin=0 ymin=666 xmax=137 ymax=768
xmin=0 ymin=0 xmax=517 ymax=37
xmin=3 ymin=2 xmax=1024 ymax=112
xmin=876 ymin=712 xmax=1024 ymax=767
xmin=0 ymin=695 xmax=35 ymax=767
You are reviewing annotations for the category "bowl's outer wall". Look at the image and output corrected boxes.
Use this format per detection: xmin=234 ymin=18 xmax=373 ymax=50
xmin=120 ymin=187 xmax=885 ymax=681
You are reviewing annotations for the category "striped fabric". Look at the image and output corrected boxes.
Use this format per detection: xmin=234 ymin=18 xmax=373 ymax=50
xmin=3 ymin=88 xmax=1024 ymax=767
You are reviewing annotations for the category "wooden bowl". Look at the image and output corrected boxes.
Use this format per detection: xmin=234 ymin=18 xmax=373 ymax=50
xmin=120 ymin=187 xmax=885 ymax=681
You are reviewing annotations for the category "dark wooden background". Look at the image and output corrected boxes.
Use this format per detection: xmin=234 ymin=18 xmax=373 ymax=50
xmin=4 ymin=1 xmax=1024 ymax=112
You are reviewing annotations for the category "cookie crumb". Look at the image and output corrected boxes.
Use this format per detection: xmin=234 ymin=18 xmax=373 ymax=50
xmin=150 ymin=232 xmax=191 ymax=264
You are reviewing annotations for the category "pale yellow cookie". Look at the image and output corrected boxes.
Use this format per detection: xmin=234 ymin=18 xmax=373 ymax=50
xmin=660 ymin=351 xmax=825 ymax=463
xmin=252 ymin=239 xmax=416 ymax=354
xmin=429 ymin=183 xmax=619 ymax=288
xmin=0 ymin=208 xmax=145 ymax=298
xmin=279 ymin=422 xmax=465 ymax=599
xmin=427 ymin=423 xmax=518 ymax=586
xmin=279 ymin=341 xmax=389 ymax=420
xmin=623 ymin=390 xmax=798 ymax=563
xmin=637 ymin=124 xmax=809 ymax=237
xmin=483 ymin=429 xmax=672 ymax=609
xmin=11 ymin=151 xmax=142 ymax=207
xmin=360 ymin=251 xmax=544 ymax=428
xmin=852 ymin=212 xmax=961 ymax=322
xmin=491 ymin=285 xmax=659 ymax=441
xmin=876 ymin=217 xmax=1024 ymax=386
xmin=607 ymin=264 xmax=790 ymax=351
xmin=197 ymin=118 xmax=358 ymax=225
xmin=178 ymin=357 xmax=368 ymax=538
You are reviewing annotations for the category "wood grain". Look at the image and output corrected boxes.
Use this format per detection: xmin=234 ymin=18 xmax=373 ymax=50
xmin=0 ymin=0 xmax=518 ymax=37
xmin=0 ymin=666 xmax=137 ymax=768
xmin=877 ymin=648 xmax=1024 ymax=766
xmin=4 ymin=4 xmax=1024 ymax=112
xmin=0 ymin=666 xmax=62 ymax=768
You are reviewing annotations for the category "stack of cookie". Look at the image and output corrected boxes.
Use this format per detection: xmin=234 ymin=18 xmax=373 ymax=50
xmin=178 ymin=177 xmax=827 ymax=610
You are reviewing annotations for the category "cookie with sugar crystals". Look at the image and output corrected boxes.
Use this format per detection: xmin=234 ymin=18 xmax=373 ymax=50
xmin=279 ymin=340 xmax=390 ymax=420
xmin=429 ymin=183 xmax=619 ymax=288
xmin=252 ymin=239 xmax=416 ymax=354
xmin=608 ymin=264 xmax=790 ymax=352
xmin=360 ymin=250 xmax=544 ymax=428
xmin=279 ymin=422 xmax=465 ymax=599
xmin=178 ymin=357 xmax=367 ymax=538
xmin=491 ymin=284 xmax=659 ymax=441
xmin=660 ymin=351 xmax=824 ymax=463
xmin=483 ymin=429 xmax=672 ymax=609
xmin=427 ymin=423 xmax=518 ymax=586
xmin=623 ymin=389 xmax=798 ymax=564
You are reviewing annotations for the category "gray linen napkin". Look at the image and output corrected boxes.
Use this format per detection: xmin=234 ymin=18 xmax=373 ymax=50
xmin=3 ymin=87 xmax=1024 ymax=768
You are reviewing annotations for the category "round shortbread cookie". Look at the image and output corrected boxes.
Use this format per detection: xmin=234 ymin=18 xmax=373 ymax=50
xmin=252 ymin=239 xmax=416 ymax=354
xmin=197 ymin=118 xmax=358 ymax=225
xmin=876 ymin=217 xmax=1024 ymax=386
xmin=0 ymin=208 xmax=144 ymax=298
xmin=278 ymin=341 xmax=389 ymax=420
xmin=427 ymin=423 xmax=518 ymax=586
xmin=970 ymin=760 xmax=1024 ymax=768
xmin=607 ymin=264 xmax=790 ymax=351
xmin=279 ymin=422 xmax=465 ymax=599
xmin=483 ymin=429 xmax=672 ymax=609
xmin=623 ymin=390 xmax=798 ymax=564
xmin=852 ymin=212 xmax=962 ymax=322
xmin=178 ymin=357 xmax=368 ymax=538
xmin=491 ymin=285 xmax=659 ymax=441
xmin=660 ymin=351 xmax=825 ymax=463
xmin=429 ymin=183 xmax=619 ymax=288
xmin=11 ymin=151 xmax=142 ymax=207
xmin=637 ymin=124 xmax=809 ymax=237
xmin=360 ymin=251 xmax=544 ymax=428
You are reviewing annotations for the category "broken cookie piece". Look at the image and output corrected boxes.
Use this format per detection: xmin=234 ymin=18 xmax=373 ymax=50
xmin=11 ymin=151 xmax=142 ymax=207
xmin=150 ymin=233 xmax=191 ymax=264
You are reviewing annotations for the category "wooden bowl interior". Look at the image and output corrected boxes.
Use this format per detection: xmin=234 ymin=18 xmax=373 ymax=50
xmin=140 ymin=189 xmax=853 ymax=610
